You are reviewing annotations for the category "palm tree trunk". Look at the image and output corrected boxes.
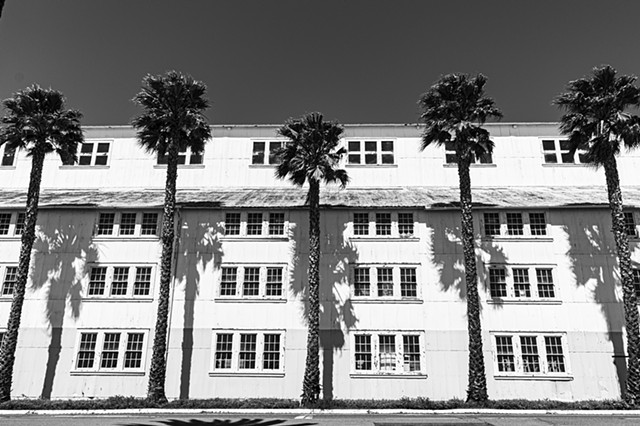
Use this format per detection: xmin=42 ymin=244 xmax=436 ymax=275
xmin=301 ymin=179 xmax=321 ymax=406
xmin=457 ymin=156 xmax=488 ymax=403
xmin=147 ymin=144 xmax=179 ymax=404
xmin=0 ymin=147 xmax=46 ymax=402
xmin=603 ymin=156 xmax=640 ymax=404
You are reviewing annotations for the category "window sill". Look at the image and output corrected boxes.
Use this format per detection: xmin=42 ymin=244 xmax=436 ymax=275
xmin=220 ymin=236 xmax=289 ymax=242
xmin=351 ymin=298 xmax=423 ymax=304
xmin=70 ymin=371 xmax=145 ymax=376
xmin=248 ymin=164 xmax=277 ymax=168
xmin=487 ymin=299 xmax=561 ymax=305
xmin=541 ymin=163 xmax=586 ymax=167
xmin=59 ymin=165 xmax=110 ymax=170
xmin=350 ymin=373 xmax=427 ymax=379
xmin=0 ymin=298 xmax=13 ymax=302
xmin=209 ymin=372 xmax=285 ymax=378
xmin=494 ymin=374 xmax=573 ymax=381
xmin=345 ymin=164 xmax=398 ymax=168
xmin=349 ymin=237 xmax=419 ymax=242
xmin=443 ymin=163 xmax=497 ymax=168
xmin=0 ymin=236 xmax=21 ymax=240
xmin=83 ymin=298 xmax=154 ymax=303
xmin=0 ymin=166 xmax=17 ymax=170
xmin=481 ymin=237 xmax=553 ymax=242
xmin=92 ymin=236 xmax=160 ymax=242
xmin=214 ymin=298 xmax=287 ymax=303
xmin=153 ymin=164 xmax=205 ymax=169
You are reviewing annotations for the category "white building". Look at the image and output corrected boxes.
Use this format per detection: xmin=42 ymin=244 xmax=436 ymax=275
xmin=0 ymin=122 xmax=639 ymax=401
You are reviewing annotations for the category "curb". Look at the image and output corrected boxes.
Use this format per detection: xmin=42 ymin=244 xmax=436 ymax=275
xmin=3 ymin=408 xmax=640 ymax=416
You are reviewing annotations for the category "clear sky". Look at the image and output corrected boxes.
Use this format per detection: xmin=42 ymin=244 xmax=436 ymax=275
xmin=1 ymin=0 xmax=639 ymax=126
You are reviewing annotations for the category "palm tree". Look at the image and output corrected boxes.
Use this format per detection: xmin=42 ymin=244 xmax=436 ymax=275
xmin=418 ymin=73 xmax=502 ymax=402
xmin=275 ymin=112 xmax=348 ymax=406
xmin=555 ymin=65 xmax=640 ymax=404
xmin=132 ymin=71 xmax=211 ymax=404
xmin=0 ymin=85 xmax=83 ymax=402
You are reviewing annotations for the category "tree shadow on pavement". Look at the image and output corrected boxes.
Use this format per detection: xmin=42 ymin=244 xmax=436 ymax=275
xmin=121 ymin=418 xmax=316 ymax=426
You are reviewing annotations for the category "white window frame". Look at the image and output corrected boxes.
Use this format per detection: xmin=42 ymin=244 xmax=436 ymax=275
xmin=216 ymin=264 xmax=288 ymax=300
xmin=62 ymin=140 xmax=112 ymax=167
xmin=71 ymin=329 xmax=149 ymax=375
xmin=350 ymin=330 xmax=426 ymax=376
xmin=210 ymin=330 xmax=285 ymax=375
xmin=350 ymin=212 xmax=417 ymax=239
xmin=0 ymin=211 xmax=25 ymax=238
xmin=0 ymin=145 xmax=17 ymax=167
xmin=251 ymin=140 xmax=287 ymax=165
xmin=481 ymin=211 xmax=549 ymax=238
xmin=84 ymin=264 xmax=156 ymax=299
xmin=491 ymin=332 xmax=571 ymax=379
xmin=540 ymin=138 xmax=587 ymax=165
xmin=486 ymin=264 xmax=559 ymax=302
xmin=157 ymin=146 xmax=204 ymax=166
xmin=0 ymin=264 xmax=19 ymax=299
xmin=94 ymin=211 xmax=161 ymax=238
xmin=444 ymin=141 xmax=493 ymax=165
xmin=221 ymin=211 xmax=289 ymax=239
xmin=346 ymin=139 xmax=395 ymax=166
xmin=350 ymin=264 xmax=421 ymax=301
xmin=624 ymin=211 xmax=638 ymax=238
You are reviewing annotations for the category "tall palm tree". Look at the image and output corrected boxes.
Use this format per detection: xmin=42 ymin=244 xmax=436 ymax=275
xmin=132 ymin=71 xmax=211 ymax=404
xmin=275 ymin=112 xmax=348 ymax=406
xmin=418 ymin=73 xmax=502 ymax=402
xmin=555 ymin=65 xmax=640 ymax=404
xmin=0 ymin=85 xmax=83 ymax=402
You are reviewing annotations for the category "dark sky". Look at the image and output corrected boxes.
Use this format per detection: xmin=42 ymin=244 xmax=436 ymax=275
xmin=1 ymin=0 xmax=640 ymax=125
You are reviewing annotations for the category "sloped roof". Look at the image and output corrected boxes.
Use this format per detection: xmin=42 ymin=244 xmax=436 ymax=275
xmin=1 ymin=186 xmax=639 ymax=210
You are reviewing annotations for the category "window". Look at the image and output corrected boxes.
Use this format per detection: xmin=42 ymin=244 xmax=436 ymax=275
xmin=624 ymin=212 xmax=637 ymax=237
xmin=217 ymin=265 xmax=286 ymax=299
xmin=79 ymin=141 xmax=111 ymax=166
xmin=351 ymin=265 xmax=420 ymax=300
xmin=444 ymin=141 xmax=492 ymax=164
xmin=86 ymin=265 xmax=155 ymax=298
xmin=351 ymin=331 xmax=425 ymax=375
xmin=0 ymin=146 xmax=17 ymax=167
xmin=222 ymin=212 xmax=288 ymax=238
xmin=73 ymin=330 xmax=147 ymax=373
xmin=541 ymin=139 xmax=587 ymax=164
xmin=482 ymin=211 xmax=547 ymax=238
xmin=95 ymin=212 xmax=160 ymax=237
xmin=1 ymin=266 xmax=18 ymax=296
xmin=492 ymin=333 xmax=569 ymax=377
xmin=353 ymin=213 xmax=370 ymax=236
xmin=487 ymin=265 xmax=557 ymax=301
xmin=351 ymin=212 xmax=417 ymax=239
xmin=398 ymin=213 xmax=414 ymax=237
xmin=211 ymin=330 xmax=285 ymax=374
xmin=0 ymin=211 xmax=26 ymax=237
xmin=347 ymin=140 xmax=394 ymax=165
xmin=251 ymin=141 xmax=286 ymax=165
xmin=157 ymin=147 xmax=203 ymax=165
xmin=375 ymin=213 xmax=391 ymax=236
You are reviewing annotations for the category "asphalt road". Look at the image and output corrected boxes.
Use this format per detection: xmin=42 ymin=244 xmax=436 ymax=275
xmin=1 ymin=413 xmax=640 ymax=426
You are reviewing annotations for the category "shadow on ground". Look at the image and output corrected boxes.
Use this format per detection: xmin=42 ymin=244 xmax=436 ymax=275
xmin=121 ymin=418 xmax=315 ymax=426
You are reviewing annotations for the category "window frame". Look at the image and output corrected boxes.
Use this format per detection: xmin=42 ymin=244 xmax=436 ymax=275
xmin=84 ymin=264 xmax=156 ymax=300
xmin=491 ymin=332 xmax=571 ymax=379
xmin=444 ymin=141 xmax=493 ymax=165
xmin=540 ymin=138 xmax=587 ymax=165
xmin=624 ymin=211 xmax=639 ymax=238
xmin=486 ymin=264 xmax=559 ymax=303
xmin=221 ymin=211 xmax=289 ymax=239
xmin=350 ymin=330 xmax=426 ymax=376
xmin=71 ymin=329 xmax=149 ymax=375
xmin=250 ymin=140 xmax=287 ymax=166
xmin=210 ymin=330 xmax=286 ymax=375
xmin=216 ymin=264 xmax=288 ymax=301
xmin=94 ymin=211 xmax=161 ymax=238
xmin=346 ymin=139 xmax=396 ymax=166
xmin=481 ymin=211 xmax=549 ymax=239
xmin=350 ymin=211 xmax=417 ymax=240
xmin=0 ymin=145 xmax=18 ymax=168
xmin=0 ymin=211 xmax=26 ymax=238
xmin=0 ymin=264 xmax=19 ymax=299
xmin=350 ymin=264 xmax=421 ymax=302
xmin=61 ymin=140 xmax=113 ymax=167
xmin=156 ymin=146 xmax=204 ymax=167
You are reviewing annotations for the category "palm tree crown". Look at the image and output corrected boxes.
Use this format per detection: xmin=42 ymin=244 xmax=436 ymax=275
xmin=132 ymin=71 xmax=211 ymax=156
xmin=276 ymin=112 xmax=349 ymax=188
xmin=555 ymin=65 xmax=640 ymax=164
xmin=418 ymin=73 xmax=502 ymax=161
xmin=0 ymin=85 xmax=83 ymax=160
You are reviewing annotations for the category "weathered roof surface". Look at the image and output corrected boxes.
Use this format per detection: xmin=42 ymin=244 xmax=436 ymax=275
xmin=1 ymin=186 xmax=639 ymax=209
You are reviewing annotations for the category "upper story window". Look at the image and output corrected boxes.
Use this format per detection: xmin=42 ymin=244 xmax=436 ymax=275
xmin=73 ymin=329 xmax=147 ymax=374
xmin=218 ymin=264 xmax=286 ymax=300
xmin=86 ymin=264 xmax=155 ymax=298
xmin=350 ymin=212 xmax=415 ymax=239
xmin=0 ymin=265 xmax=18 ymax=297
xmin=0 ymin=146 xmax=17 ymax=167
xmin=351 ymin=331 xmax=425 ymax=376
xmin=223 ymin=211 xmax=288 ymax=238
xmin=482 ymin=211 xmax=548 ymax=238
xmin=541 ymin=139 xmax=587 ymax=164
xmin=0 ymin=211 xmax=25 ymax=238
xmin=95 ymin=212 xmax=160 ymax=238
xmin=62 ymin=140 xmax=111 ymax=166
xmin=351 ymin=265 xmax=420 ymax=301
xmin=444 ymin=141 xmax=492 ymax=164
xmin=492 ymin=333 xmax=569 ymax=378
xmin=252 ymin=141 xmax=286 ymax=165
xmin=347 ymin=140 xmax=394 ymax=165
xmin=157 ymin=147 xmax=203 ymax=166
xmin=211 ymin=330 xmax=285 ymax=374
xmin=487 ymin=265 xmax=557 ymax=301
xmin=624 ymin=211 xmax=638 ymax=238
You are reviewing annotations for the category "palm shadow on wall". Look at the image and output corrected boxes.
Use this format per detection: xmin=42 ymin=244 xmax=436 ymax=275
xmin=563 ymin=216 xmax=628 ymax=397
xmin=176 ymin=215 xmax=224 ymax=399
xmin=31 ymin=218 xmax=98 ymax=399
xmin=289 ymin=221 xmax=359 ymax=401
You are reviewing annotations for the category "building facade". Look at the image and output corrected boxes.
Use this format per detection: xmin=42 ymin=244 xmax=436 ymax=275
xmin=0 ymin=123 xmax=639 ymax=401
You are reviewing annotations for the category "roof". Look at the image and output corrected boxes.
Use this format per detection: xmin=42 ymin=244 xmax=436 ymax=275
xmin=1 ymin=186 xmax=639 ymax=210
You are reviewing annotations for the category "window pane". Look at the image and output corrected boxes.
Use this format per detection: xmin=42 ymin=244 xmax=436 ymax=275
xmin=398 ymin=213 xmax=414 ymax=237
xmin=560 ymin=153 xmax=574 ymax=164
xmin=88 ymin=267 xmax=107 ymax=296
xmin=247 ymin=213 xmax=263 ymax=235
xmin=559 ymin=140 xmax=572 ymax=150
xmin=97 ymin=213 xmax=115 ymax=235
xmin=2 ymin=266 xmax=18 ymax=296
xmin=119 ymin=213 xmax=136 ymax=236
xmin=215 ymin=333 xmax=233 ymax=369
xmin=124 ymin=333 xmax=144 ymax=369
xmin=624 ymin=212 xmax=637 ymax=237
xmin=544 ymin=153 xmax=558 ymax=164
xmin=1 ymin=147 xmax=16 ymax=167
xmin=0 ymin=213 xmax=10 ymax=235
xmin=402 ymin=335 xmax=421 ymax=372
xmin=266 ymin=267 xmax=283 ymax=297
xmin=375 ymin=213 xmax=391 ymax=236
xmin=354 ymin=335 xmax=371 ymax=371
xmin=263 ymin=334 xmax=281 ymax=370
xmin=353 ymin=213 xmax=369 ymax=236
xmin=348 ymin=154 xmax=361 ymax=164
xmin=377 ymin=267 xmax=393 ymax=297
xmin=268 ymin=142 xmax=282 ymax=165
xmin=239 ymin=334 xmax=257 ymax=369
xmin=520 ymin=336 xmax=540 ymax=373
xmin=379 ymin=335 xmax=396 ymax=371
xmin=483 ymin=212 xmax=500 ymax=236
xmin=354 ymin=268 xmax=370 ymax=297
xmin=15 ymin=212 xmax=25 ymax=236
xmin=110 ymin=267 xmax=129 ymax=296
xmin=252 ymin=142 xmax=265 ymax=164
xmin=400 ymin=267 xmax=417 ymax=298
xmin=364 ymin=153 xmax=377 ymax=164
xmin=365 ymin=141 xmax=376 ymax=152
xmin=80 ymin=143 xmax=94 ymax=154
xmin=506 ymin=212 xmax=523 ymax=236
xmin=220 ymin=267 xmax=237 ymax=296
xmin=529 ymin=212 xmax=547 ymax=236
xmin=545 ymin=336 xmax=565 ymax=373
xmin=190 ymin=152 xmax=203 ymax=165
xmin=243 ymin=267 xmax=260 ymax=296
xmin=348 ymin=141 xmax=361 ymax=152
xmin=133 ymin=267 xmax=152 ymax=296
xmin=268 ymin=212 xmax=285 ymax=236
xmin=489 ymin=268 xmax=507 ymax=298
xmin=512 ymin=268 xmax=531 ymax=298
xmin=100 ymin=333 xmax=121 ymax=369
xmin=76 ymin=333 xmax=97 ymax=369
xmin=141 ymin=213 xmax=158 ymax=235
xmin=541 ymin=140 xmax=556 ymax=151
xmin=224 ymin=213 xmax=241 ymax=236
xmin=536 ymin=268 xmax=555 ymax=298
xmin=495 ymin=336 xmax=515 ymax=372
